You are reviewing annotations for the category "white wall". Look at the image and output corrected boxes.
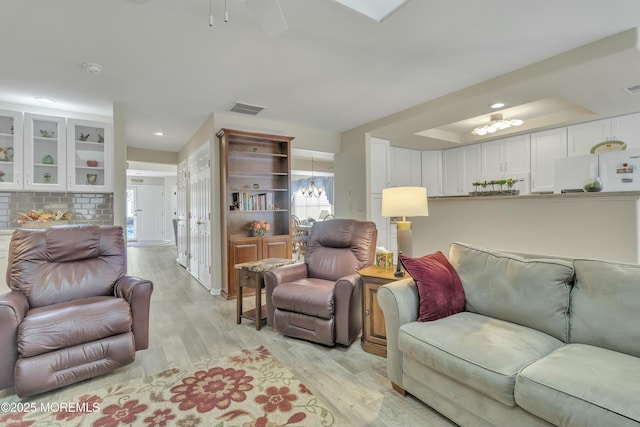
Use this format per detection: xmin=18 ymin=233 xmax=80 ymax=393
xmin=412 ymin=194 xmax=640 ymax=263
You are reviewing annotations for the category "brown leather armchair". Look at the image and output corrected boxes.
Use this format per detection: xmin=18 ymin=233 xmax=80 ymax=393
xmin=265 ymin=219 xmax=376 ymax=346
xmin=0 ymin=224 xmax=153 ymax=397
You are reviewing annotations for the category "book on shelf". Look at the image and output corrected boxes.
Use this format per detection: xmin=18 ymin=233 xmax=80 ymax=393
xmin=231 ymin=192 xmax=276 ymax=211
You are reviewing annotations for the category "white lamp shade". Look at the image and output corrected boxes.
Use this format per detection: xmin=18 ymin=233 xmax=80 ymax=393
xmin=381 ymin=186 xmax=429 ymax=217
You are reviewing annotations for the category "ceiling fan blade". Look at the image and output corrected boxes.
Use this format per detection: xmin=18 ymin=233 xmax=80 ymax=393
xmin=240 ymin=0 xmax=288 ymax=36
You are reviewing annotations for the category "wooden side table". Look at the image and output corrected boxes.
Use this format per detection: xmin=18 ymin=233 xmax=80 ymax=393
xmin=235 ymin=258 xmax=295 ymax=330
xmin=358 ymin=265 xmax=404 ymax=357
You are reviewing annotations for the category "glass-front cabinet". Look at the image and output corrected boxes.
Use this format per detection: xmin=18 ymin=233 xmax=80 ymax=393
xmin=67 ymin=119 xmax=113 ymax=192
xmin=0 ymin=109 xmax=23 ymax=190
xmin=24 ymin=113 xmax=66 ymax=192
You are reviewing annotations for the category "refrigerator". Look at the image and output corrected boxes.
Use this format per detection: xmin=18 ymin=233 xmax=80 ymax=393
xmin=598 ymin=148 xmax=640 ymax=192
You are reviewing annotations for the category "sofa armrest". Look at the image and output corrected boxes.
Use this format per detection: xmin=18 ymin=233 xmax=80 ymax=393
xmin=0 ymin=291 xmax=29 ymax=389
xmin=114 ymin=276 xmax=153 ymax=351
xmin=264 ymin=262 xmax=308 ymax=327
xmin=334 ymin=273 xmax=362 ymax=345
xmin=378 ymin=278 xmax=419 ymax=388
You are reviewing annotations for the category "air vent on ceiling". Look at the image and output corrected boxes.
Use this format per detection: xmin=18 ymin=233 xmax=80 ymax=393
xmin=229 ymin=102 xmax=265 ymax=115
xmin=623 ymin=84 xmax=640 ymax=95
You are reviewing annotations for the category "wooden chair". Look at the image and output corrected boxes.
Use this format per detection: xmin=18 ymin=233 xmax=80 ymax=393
xmin=291 ymin=215 xmax=307 ymax=260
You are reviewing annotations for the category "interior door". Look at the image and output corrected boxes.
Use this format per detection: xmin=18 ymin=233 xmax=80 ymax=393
xmin=134 ymin=186 xmax=165 ymax=242
xmin=176 ymin=160 xmax=188 ymax=266
xmin=188 ymin=142 xmax=211 ymax=289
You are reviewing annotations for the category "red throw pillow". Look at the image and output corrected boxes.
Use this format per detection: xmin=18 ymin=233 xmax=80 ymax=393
xmin=400 ymin=251 xmax=465 ymax=322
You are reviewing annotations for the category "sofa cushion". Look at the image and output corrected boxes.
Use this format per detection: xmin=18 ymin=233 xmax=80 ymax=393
xmin=398 ymin=312 xmax=564 ymax=406
xmin=272 ymin=278 xmax=335 ymax=319
xmin=400 ymin=251 xmax=465 ymax=322
xmin=18 ymin=296 xmax=132 ymax=358
xmin=448 ymin=242 xmax=574 ymax=341
xmin=515 ymin=344 xmax=640 ymax=426
xmin=571 ymin=259 xmax=640 ymax=358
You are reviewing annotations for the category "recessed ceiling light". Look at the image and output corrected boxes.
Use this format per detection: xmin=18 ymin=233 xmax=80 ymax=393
xmin=490 ymin=102 xmax=505 ymax=109
xmin=34 ymin=96 xmax=55 ymax=104
xmin=153 ymin=131 xmax=164 ymax=136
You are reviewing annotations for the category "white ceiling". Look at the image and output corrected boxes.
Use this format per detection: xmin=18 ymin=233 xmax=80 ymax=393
xmin=2 ymin=0 xmax=640 ymax=154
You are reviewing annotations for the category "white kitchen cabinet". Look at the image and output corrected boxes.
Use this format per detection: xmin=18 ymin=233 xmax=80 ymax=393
xmin=369 ymin=193 xmax=389 ymax=249
xmin=567 ymin=119 xmax=611 ymax=157
xmin=67 ymin=119 xmax=113 ymax=192
xmin=24 ymin=113 xmax=67 ymax=191
xmin=443 ymin=145 xmax=481 ymax=196
xmin=421 ymin=150 xmax=442 ymax=196
xmin=530 ymin=128 xmax=568 ymax=193
xmin=369 ymin=137 xmax=390 ymax=193
xmin=481 ymin=134 xmax=530 ymax=178
xmin=0 ymin=109 xmax=23 ymax=190
xmin=611 ymin=112 xmax=640 ymax=151
xmin=391 ymin=147 xmax=421 ymax=187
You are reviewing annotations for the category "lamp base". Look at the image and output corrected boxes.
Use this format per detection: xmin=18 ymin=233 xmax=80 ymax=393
xmin=396 ymin=220 xmax=413 ymax=258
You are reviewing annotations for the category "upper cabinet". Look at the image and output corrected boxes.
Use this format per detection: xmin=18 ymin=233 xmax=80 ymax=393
xmin=481 ymin=134 xmax=530 ymax=179
xmin=391 ymin=147 xmax=421 ymax=187
xmin=421 ymin=150 xmax=442 ymax=197
xmin=443 ymin=145 xmax=481 ymax=196
xmin=67 ymin=119 xmax=113 ymax=192
xmin=0 ymin=110 xmax=23 ymax=190
xmin=530 ymin=128 xmax=567 ymax=193
xmin=567 ymin=113 xmax=640 ymax=157
xmin=24 ymin=113 xmax=67 ymax=191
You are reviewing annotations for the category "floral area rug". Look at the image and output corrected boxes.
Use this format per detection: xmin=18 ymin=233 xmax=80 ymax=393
xmin=1 ymin=346 xmax=336 ymax=427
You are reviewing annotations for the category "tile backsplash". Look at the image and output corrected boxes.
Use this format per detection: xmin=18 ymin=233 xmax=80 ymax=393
xmin=0 ymin=192 xmax=114 ymax=229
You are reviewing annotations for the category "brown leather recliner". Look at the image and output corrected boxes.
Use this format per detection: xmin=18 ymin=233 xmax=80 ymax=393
xmin=0 ymin=224 xmax=153 ymax=397
xmin=265 ymin=219 xmax=377 ymax=346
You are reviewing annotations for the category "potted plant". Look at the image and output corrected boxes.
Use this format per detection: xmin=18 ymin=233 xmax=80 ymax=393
xmin=246 ymin=220 xmax=270 ymax=236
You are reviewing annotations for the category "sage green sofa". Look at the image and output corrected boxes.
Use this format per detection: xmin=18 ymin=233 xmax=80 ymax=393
xmin=378 ymin=242 xmax=640 ymax=427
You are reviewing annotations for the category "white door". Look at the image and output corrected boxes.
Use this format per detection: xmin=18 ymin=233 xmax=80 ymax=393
xmin=188 ymin=142 xmax=211 ymax=290
xmin=134 ymin=186 xmax=165 ymax=242
xmin=176 ymin=160 xmax=188 ymax=267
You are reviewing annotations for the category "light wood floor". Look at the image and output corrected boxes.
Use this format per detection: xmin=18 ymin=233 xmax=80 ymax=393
xmin=1 ymin=244 xmax=456 ymax=427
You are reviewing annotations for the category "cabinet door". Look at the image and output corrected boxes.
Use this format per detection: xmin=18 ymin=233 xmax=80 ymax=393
xmin=370 ymin=193 xmax=389 ymax=249
xmin=443 ymin=148 xmax=463 ymax=195
xmin=503 ymin=134 xmax=530 ymax=174
xmin=262 ymin=235 xmax=291 ymax=259
xmin=0 ymin=109 xmax=23 ymax=190
xmin=530 ymin=128 xmax=567 ymax=193
xmin=67 ymin=119 xmax=113 ymax=192
xmin=391 ymin=147 xmax=412 ymax=187
xmin=363 ymin=280 xmax=387 ymax=348
xmin=369 ymin=137 xmax=390 ymax=193
xmin=462 ymin=145 xmax=481 ymax=193
xmin=481 ymin=139 xmax=504 ymax=177
xmin=568 ymin=119 xmax=611 ymax=157
xmin=421 ymin=150 xmax=442 ymax=196
xmin=24 ymin=113 xmax=66 ymax=191
xmin=227 ymin=237 xmax=261 ymax=299
xmin=612 ymin=113 xmax=640 ymax=151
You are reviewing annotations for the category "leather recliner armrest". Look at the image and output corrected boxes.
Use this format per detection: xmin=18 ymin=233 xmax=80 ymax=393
xmin=264 ymin=262 xmax=308 ymax=327
xmin=114 ymin=276 xmax=153 ymax=351
xmin=334 ymin=273 xmax=362 ymax=345
xmin=0 ymin=291 xmax=29 ymax=389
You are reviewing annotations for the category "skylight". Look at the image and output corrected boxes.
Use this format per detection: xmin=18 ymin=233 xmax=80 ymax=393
xmin=334 ymin=0 xmax=409 ymax=23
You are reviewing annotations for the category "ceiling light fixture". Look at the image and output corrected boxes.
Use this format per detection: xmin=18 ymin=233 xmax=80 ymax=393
xmin=472 ymin=113 xmax=523 ymax=136
xmin=153 ymin=131 xmax=164 ymax=136
xmin=300 ymin=158 xmax=324 ymax=198
xmin=335 ymin=0 xmax=409 ymax=22
xmin=83 ymin=62 xmax=103 ymax=74
xmin=490 ymin=102 xmax=505 ymax=109
xmin=34 ymin=96 xmax=55 ymax=104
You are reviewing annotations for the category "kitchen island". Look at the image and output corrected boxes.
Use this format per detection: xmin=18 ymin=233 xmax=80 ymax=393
xmin=411 ymin=191 xmax=640 ymax=264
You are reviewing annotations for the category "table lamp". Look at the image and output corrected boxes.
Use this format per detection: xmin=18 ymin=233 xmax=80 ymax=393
xmin=381 ymin=187 xmax=429 ymax=274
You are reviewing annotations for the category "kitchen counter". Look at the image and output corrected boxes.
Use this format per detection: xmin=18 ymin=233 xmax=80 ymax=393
xmin=412 ymin=191 xmax=640 ymax=264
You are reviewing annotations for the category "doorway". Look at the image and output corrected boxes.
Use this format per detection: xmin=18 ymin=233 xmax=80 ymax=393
xmin=126 ymin=185 xmax=165 ymax=243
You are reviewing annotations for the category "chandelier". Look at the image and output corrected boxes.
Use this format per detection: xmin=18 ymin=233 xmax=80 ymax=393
xmin=300 ymin=159 xmax=324 ymax=198
xmin=472 ymin=113 xmax=523 ymax=136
